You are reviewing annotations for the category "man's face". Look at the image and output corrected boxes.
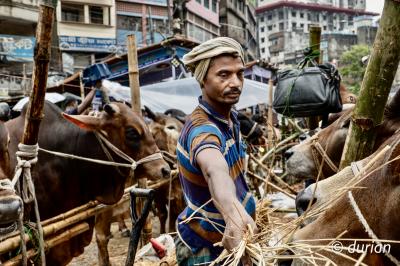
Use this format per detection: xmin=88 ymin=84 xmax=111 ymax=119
xmin=202 ymin=55 xmax=245 ymax=106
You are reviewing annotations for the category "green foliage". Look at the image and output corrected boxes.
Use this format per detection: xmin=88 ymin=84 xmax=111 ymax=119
xmin=339 ymin=45 xmax=370 ymax=95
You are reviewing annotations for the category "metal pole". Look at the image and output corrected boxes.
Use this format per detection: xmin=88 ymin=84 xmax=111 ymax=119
xmin=307 ymin=25 xmax=321 ymax=130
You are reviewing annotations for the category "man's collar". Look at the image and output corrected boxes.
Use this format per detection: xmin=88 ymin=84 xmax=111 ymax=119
xmin=198 ymin=96 xmax=238 ymax=126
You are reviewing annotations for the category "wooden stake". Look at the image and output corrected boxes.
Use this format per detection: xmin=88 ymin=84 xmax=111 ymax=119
xmin=21 ymin=5 xmax=54 ymax=145
xmin=267 ymin=79 xmax=274 ymax=149
xmin=79 ymin=71 xmax=85 ymax=100
xmin=339 ymin=0 xmax=400 ymax=169
xmin=307 ymin=25 xmax=321 ymax=130
xmin=127 ymin=35 xmax=141 ymax=113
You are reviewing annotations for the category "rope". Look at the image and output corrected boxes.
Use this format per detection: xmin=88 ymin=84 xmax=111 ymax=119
xmin=12 ymin=143 xmax=46 ymax=266
xmin=310 ymin=137 xmax=339 ymax=176
xmin=348 ymin=191 xmax=400 ymax=265
xmin=242 ymin=122 xmax=258 ymax=139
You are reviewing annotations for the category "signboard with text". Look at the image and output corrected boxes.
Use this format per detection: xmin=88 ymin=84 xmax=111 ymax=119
xmin=0 ymin=34 xmax=35 ymax=62
xmin=59 ymin=36 xmax=118 ymax=52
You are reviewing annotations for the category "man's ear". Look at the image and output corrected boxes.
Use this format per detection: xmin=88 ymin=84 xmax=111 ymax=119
xmin=62 ymin=113 xmax=101 ymax=131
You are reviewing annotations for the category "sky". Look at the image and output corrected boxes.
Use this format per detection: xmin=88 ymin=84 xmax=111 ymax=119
xmin=366 ymin=0 xmax=384 ymax=15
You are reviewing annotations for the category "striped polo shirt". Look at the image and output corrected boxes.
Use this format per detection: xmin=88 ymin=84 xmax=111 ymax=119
xmin=176 ymin=96 xmax=256 ymax=254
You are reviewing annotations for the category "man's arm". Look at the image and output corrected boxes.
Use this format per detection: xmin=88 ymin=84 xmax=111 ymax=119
xmin=77 ymin=89 xmax=96 ymax=114
xmin=196 ymin=148 xmax=257 ymax=264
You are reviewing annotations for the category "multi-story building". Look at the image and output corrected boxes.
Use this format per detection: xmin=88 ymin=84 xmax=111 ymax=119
xmin=0 ymin=0 xmax=40 ymax=99
xmin=256 ymin=0 xmax=377 ymax=65
xmin=184 ymin=0 xmax=220 ymax=43
xmin=219 ymin=0 xmax=257 ymax=61
xmin=57 ymin=0 xmax=117 ymax=73
xmin=115 ymin=0 xmax=171 ymax=49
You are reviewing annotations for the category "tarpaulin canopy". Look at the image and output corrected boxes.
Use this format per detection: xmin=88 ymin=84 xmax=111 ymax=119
xmin=103 ymin=77 xmax=272 ymax=114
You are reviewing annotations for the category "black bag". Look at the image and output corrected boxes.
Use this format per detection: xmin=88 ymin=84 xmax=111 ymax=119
xmin=273 ymin=62 xmax=342 ymax=117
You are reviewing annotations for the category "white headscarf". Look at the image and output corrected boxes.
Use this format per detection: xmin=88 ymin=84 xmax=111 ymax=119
xmin=182 ymin=37 xmax=244 ymax=86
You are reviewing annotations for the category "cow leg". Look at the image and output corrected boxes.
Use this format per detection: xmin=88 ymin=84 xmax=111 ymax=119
xmin=117 ymin=212 xmax=130 ymax=237
xmin=154 ymin=194 xmax=167 ymax=234
xmin=95 ymin=213 xmax=112 ymax=266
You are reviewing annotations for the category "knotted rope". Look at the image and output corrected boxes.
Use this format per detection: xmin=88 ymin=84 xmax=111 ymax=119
xmin=12 ymin=143 xmax=46 ymax=266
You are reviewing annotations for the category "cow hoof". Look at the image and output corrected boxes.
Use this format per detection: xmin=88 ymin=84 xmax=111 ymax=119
xmin=120 ymin=229 xmax=130 ymax=238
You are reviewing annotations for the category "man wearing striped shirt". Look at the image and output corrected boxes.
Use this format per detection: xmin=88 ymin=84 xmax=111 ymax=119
xmin=175 ymin=37 xmax=257 ymax=266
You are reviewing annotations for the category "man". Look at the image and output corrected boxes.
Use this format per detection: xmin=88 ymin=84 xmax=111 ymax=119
xmin=64 ymin=88 xmax=96 ymax=115
xmin=0 ymin=102 xmax=11 ymax=121
xmin=176 ymin=37 xmax=257 ymax=265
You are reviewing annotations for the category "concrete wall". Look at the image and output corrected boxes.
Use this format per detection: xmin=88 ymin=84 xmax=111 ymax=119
xmin=57 ymin=0 xmax=116 ymax=39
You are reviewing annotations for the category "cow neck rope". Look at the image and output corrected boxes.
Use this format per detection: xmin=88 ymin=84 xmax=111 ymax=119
xmin=347 ymin=191 xmax=400 ymax=265
xmin=38 ymin=132 xmax=163 ymax=173
xmin=12 ymin=143 xmax=45 ymax=266
xmin=242 ymin=122 xmax=258 ymax=139
xmin=310 ymin=136 xmax=338 ymax=178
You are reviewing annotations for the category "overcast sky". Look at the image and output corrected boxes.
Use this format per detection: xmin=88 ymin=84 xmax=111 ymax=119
xmin=366 ymin=0 xmax=384 ymax=14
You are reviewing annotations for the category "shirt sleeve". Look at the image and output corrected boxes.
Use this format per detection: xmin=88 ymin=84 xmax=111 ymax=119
xmin=188 ymin=124 xmax=224 ymax=167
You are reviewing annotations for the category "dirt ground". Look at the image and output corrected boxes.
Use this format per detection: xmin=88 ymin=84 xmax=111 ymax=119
xmin=69 ymin=213 xmax=165 ymax=266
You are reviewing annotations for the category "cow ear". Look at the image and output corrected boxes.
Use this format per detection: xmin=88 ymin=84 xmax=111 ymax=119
xmin=62 ymin=113 xmax=101 ymax=131
xmin=144 ymin=105 xmax=157 ymax=121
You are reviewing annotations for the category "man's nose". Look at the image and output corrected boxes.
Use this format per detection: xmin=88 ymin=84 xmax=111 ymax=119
xmin=230 ymin=75 xmax=242 ymax=88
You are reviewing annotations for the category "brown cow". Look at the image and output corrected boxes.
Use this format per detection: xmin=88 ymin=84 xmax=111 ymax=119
xmin=0 ymin=122 xmax=22 ymax=237
xmin=4 ymin=102 xmax=170 ymax=265
xmin=95 ymin=109 xmax=185 ymax=266
xmin=288 ymin=133 xmax=400 ymax=265
xmin=285 ymin=89 xmax=400 ymax=180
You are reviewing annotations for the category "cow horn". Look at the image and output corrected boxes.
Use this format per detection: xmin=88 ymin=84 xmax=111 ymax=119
xmin=385 ymin=89 xmax=400 ymax=119
xmin=144 ymin=105 xmax=157 ymax=121
xmin=104 ymin=104 xmax=119 ymax=116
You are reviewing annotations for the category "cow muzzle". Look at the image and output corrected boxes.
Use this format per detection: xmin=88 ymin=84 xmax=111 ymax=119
xmin=0 ymin=195 xmax=22 ymax=235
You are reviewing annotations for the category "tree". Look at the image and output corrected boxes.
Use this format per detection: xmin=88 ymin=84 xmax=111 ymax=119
xmin=339 ymin=44 xmax=370 ymax=95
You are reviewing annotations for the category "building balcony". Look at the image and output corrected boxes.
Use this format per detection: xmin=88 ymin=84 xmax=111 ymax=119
xmin=0 ymin=0 xmax=39 ymax=23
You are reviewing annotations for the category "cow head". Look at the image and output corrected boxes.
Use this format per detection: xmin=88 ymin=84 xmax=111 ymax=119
xmin=285 ymin=109 xmax=352 ymax=180
xmin=63 ymin=103 xmax=171 ymax=181
xmin=237 ymin=112 xmax=265 ymax=147
xmin=144 ymin=106 xmax=183 ymax=155
xmin=289 ymin=134 xmax=400 ymax=265
xmin=286 ymin=89 xmax=400 ymax=180
xmin=0 ymin=122 xmax=22 ymax=235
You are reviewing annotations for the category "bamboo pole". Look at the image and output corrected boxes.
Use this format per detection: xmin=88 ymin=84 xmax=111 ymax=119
xmin=267 ymin=79 xmax=274 ymax=149
xmin=339 ymin=0 xmax=400 ymax=169
xmin=0 ymin=174 xmax=178 ymax=255
xmin=127 ymin=34 xmax=141 ymax=114
xmin=79 ymin=71 xmax=85 ymax=100
xmin=3 ymin=223 xmax=89 ymax=266
xmin=307 ymin=25 xmax=321 ymax=130
xmin=17 ymin=5 xmax=54 ymax=265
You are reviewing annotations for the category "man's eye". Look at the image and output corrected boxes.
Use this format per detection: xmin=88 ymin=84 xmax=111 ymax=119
xmin=220 ymin=73 xmax=228 ymax=78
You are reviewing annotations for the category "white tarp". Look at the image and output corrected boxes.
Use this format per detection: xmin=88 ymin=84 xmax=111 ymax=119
xmin=13 ymin=92 xmax=66 ymax=111
xmin=103 ymin=77 xmax=272 ymax=114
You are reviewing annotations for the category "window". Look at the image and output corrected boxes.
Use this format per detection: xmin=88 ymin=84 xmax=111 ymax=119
xmin=261 ymin=48 xmax=265 ymax=53
xmin=278 ymin=11 xmax=284 ymax=20
xmin=292 ymin=22 xmax=296 ymax=28
xmin=260 ymin=17 xmax=264 ymax=22
xmin=261 ymin=37 xmax=265 ymax=43
xmin=307 ymin=13 xmax=311 ymax=20
xmin=323 ymin=15 xmax=327 ymax=20
xmin=90 ymin=6 xmax=104 ymax=24
xmin=212 ymin=0 xmax=217 ymax=12
xmin=117 ymin=15 xmax=142 ymax=31
xmin=323 ymin=25 xmax=327 ymax=30
xmin=300 ymin=23 xmax=304 ymax=28
xmin=267 ymin=14 xmax=272 ymax=20
xmin=268 ymin=25 xmax=272 ymax=30
xmin=61 ymin=3 xmax=84 ymax=23
xmin=292 ymin=11 xmax=296 ymax=17
xmin=260 ymin=26 xmax=265 ymax=32
xmin=279 ymin=22 xmax=284 ymax=31
xmin=300 ymin=13 xmax=304 ymax=18
xmin=204 ymin=0 xmax=209 ymax=9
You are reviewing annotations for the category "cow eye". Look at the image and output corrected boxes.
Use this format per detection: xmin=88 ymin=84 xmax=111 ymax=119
xmin=125 ymin=127 xmax=140 ymax=140
xmin=166 ymin=125 xmax=176 ymax=130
